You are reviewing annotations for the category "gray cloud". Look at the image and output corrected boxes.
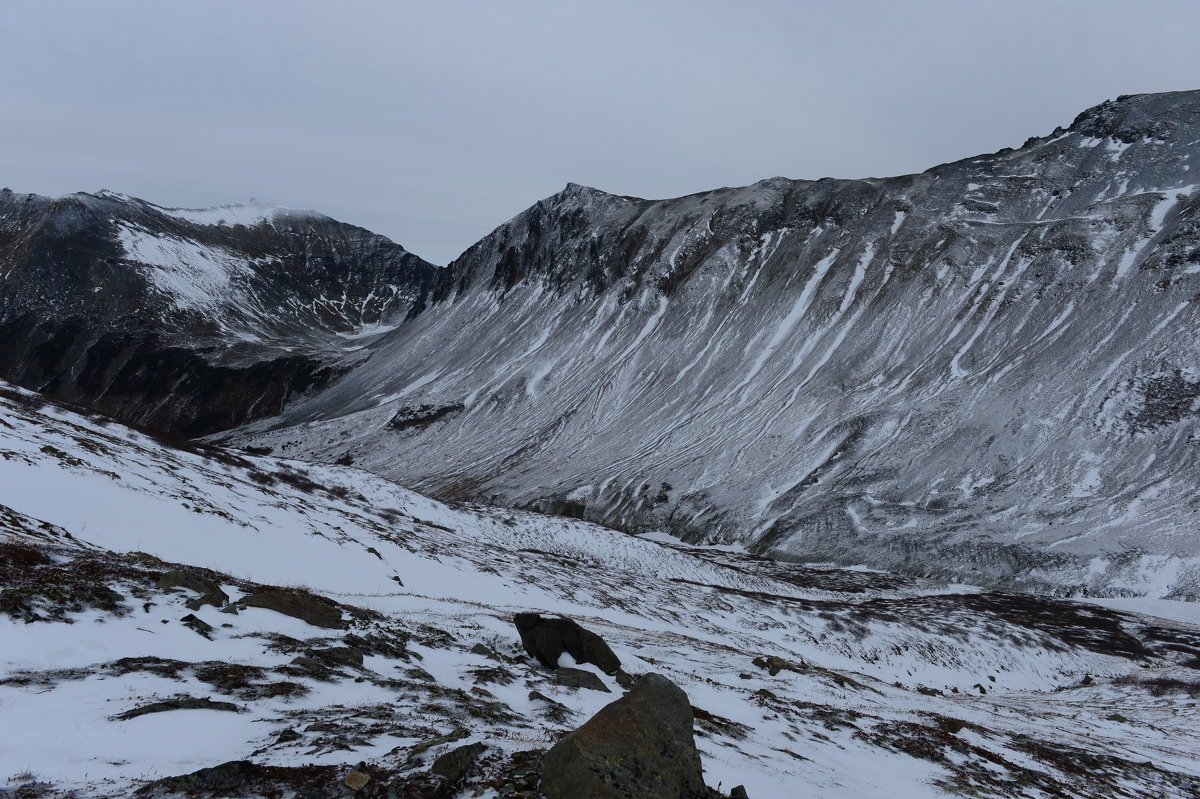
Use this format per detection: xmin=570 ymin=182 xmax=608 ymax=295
xmin=2 ymin=0 xmax=1197 ymax=263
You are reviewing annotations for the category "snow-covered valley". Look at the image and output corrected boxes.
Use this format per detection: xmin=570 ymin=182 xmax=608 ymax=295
xmin=2 ymin=383 xmax=1199 ymax=797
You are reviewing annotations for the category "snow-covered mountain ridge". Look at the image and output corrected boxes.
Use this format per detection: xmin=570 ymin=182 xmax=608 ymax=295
xmin=223 ymin=91 xmax=1200 ymax=598
xmin=3 ymin=382 xmax=1200 ymax=798
xmin=0 ymin=189 xmax=443 ymax=436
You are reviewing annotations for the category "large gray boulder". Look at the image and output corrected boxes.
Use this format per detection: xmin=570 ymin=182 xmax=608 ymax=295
xmin=540 ymin=673 xmax=710 ymax=799
xmin=513 ymin=613 xmax=621 ymax=674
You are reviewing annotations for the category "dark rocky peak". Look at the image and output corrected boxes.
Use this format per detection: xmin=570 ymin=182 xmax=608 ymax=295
xmin=1067 ymin=89 xmax=1200 ymax=143
xmin=2 ymin=189 xmax=444 ymax=331
xmin=0 ymin=190 xmax=106 ymax=246
xmin=445 ymin=182 xmax=647 ymax=295
xmin=0 ymin=188 xmax=57 ymax=219
xmin=443 ymin=171 xmax=905 ymax=304
xmin=553 ymin=181 xmax=630 ymax=202
xmin=446 ymin=178 xmax=828 ymax=292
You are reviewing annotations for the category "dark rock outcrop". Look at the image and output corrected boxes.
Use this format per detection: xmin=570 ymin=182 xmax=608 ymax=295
xmin=275 ymin=729 xmax=302 ymax=745
xmin=752 ymin=655 xmax=803 ymax=677
xmin=136 ymin=760 xmax=340 ymax=797
xmin=407 ymin=728 xmax=470 ymax=761
xmin=138 ymin=760 xmax=257 ymax=795
xmin=514 ymin=613 xmax=621 ymax=674
xmin=540 ymin=673 xmax=710 ymax=799
xmin=114 ymin=696 xmax=240 ymax=720
xmin=179 ymin=613 xmax=214 ymax=638
xmin=307 ymin=645 xmax=364 ymax=668
xmin=549 ymin=666 xmax=611 ymax=693
xmin=431 ymin=742 xmax=487 ymax=783
xmin=157 ymin=569 xmax=228 ymax=610
xmin=240 ymin=590 xmax=345 ymax=629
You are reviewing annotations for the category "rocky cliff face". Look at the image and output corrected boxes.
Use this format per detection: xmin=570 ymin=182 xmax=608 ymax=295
xmin=229 ymin=91 xmax=1200 ymax=597
xmin=0 ymin=190 xmax=444 ymax=436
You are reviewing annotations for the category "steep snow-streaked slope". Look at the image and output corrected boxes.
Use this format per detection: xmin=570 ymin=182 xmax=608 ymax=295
xmin=3 ymin=383 xmax=1200 ymax=797
xmin=229 ymin=91 xmax=1200 ymax=598
xmin=0 ymin=190 xmax=444 ymax=436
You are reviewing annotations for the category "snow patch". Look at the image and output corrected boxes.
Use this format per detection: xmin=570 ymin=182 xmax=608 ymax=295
xmin=115 ymin=224 xmax=252 ymax=311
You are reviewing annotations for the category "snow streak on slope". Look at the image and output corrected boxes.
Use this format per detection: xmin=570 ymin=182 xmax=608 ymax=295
xmin=228 ymin=91 xmax=1200 ymax=598
xmin=3 ymin=384 xmax=1200 ymax=797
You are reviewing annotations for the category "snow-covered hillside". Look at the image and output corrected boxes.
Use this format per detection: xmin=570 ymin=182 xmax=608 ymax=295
xmin=3 ymin=383 xmax=1199 ymax=798
xmin=225 ymin=91 xmax=1200 ymax=597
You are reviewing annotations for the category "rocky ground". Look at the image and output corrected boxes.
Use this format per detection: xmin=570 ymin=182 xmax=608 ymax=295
xmin=1 ymin=382 xmax=1199 ymax=797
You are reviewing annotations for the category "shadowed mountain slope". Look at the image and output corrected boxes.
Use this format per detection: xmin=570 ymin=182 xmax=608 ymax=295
xmin=0 ymin=190 xmax=444 ymax=435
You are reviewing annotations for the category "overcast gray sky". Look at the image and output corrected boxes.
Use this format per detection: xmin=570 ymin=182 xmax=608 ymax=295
xmin=2 ymin=1 xmax=1198 ymax=264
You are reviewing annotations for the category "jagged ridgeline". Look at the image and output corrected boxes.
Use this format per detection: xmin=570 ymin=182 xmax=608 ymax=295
xmin=4 ymin=90 xmax=1200 ymax=596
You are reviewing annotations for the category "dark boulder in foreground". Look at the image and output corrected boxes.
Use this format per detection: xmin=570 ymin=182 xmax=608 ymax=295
xmin=540 ymin=673 xmax=712 ymax=799
xmin=514 ymin=613 xmax=621 ymax=674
